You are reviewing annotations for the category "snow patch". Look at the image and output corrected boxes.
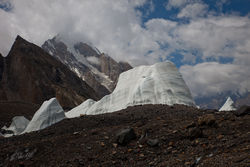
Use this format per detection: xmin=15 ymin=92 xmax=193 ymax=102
xmin=87 ymin=56 xmax=100 ymax=65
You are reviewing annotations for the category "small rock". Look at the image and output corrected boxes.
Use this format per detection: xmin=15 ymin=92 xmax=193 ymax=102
xmin=186 ymin=122 xmax=196 ymax=129
xmin=188 ymin=127 xmax=203 ymax=139
xmin=168 ymin=141 xmax=174 ymax=146
xmin=128 ymin=149 xmax=133 ymax=152
xmin=146 ymin=139 xmax=159 ymax=147
xmin=233 ymin=106 xmax=250 ymax=116
xmin=184 ymin=161 xmax=191 ymax=166
xmin=78 ymin=159 xmax=84 ymax=165
xmin=116 ymin=128 xmax=136 ymax=146
xmin=18 ymin=162 xmax=25 ymax=167
xmin=86 ymin=146 xmax=92 ymax=150
xmin=0 ymin=128 xmax=13 ymax=135
xmin=198 ymin=114 xmax=216 ymax=126
xmin=100 ymin=142 xmax=105 ymax=147
xmin=217 ymin=134 xmax=224 ymax=140
xmin=73 ymin=132 xmax=80 ymax=135
xmin=139 ymin=153 xmax=144 ymax=157
xmin=112 ymin=143 xmax=118 ymax=148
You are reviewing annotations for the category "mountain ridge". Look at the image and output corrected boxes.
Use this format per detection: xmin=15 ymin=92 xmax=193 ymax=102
xmin=42 ymin=36 xmax=132 ymax=97
xmin=0 ymin=35 xmax=100 ymax=109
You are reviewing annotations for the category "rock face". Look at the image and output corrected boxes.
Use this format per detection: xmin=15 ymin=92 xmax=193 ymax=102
xmin=42 ymin=35 xmax=132 ymax=97
xmin=23 ymin=98 xmax=65 ymax=133
xmin=66 ymin=61 xmax=195 ymax=117
xmin=0 ymin=36 xmax=100 ymax=109
xmin=219 ymin=97 xmax=236 ymax=111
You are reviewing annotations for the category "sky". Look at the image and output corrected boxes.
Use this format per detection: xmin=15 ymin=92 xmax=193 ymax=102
xmin=0 ymin=0 xmax=250 ymax=99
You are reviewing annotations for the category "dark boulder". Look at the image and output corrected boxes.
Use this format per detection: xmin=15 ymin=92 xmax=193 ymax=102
xmin=233 ymin=106 xmax=250 ymax=116
xmin=147 ymin=139 xmax=159 ymax=147
xmin=116 ymin=128 xmax=136 ymax=146
xmin=188 ymin=127 xmax=203 ymax=139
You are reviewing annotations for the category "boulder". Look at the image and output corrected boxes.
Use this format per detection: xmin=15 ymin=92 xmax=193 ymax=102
xmin=116 ymin=128 xmax=136 ymax=146
xmin=233 ymin=106 xmax=250 ymax=116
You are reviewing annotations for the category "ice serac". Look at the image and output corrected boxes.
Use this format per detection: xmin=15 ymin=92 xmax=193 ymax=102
xmin=219 ymin=97 xmax=236 ymax=111
xmin=66 ymin=99 xmax=95 ymax=118
xmin=3 ymin=116 xmax=29 ymax=136
xmin=23 ymin=98 xmax=65 ymax=133
xmin=68 ymin=61 xmax=195 ymax=117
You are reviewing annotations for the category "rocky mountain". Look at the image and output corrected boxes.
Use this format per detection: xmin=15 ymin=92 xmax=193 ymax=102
xmin=42 ymin=35 xmax=132 ymax=97
xmin=0 ymin=35 xmax=100 ymax=109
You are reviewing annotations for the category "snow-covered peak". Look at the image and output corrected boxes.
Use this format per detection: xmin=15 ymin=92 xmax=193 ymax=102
xmin=219 ymin=97 xmax=236 ymax=111
xmin=66 ymin=61 xmax=195 ymax=117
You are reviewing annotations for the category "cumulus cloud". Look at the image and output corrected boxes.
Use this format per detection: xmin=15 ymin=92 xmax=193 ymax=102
xmin=0 ymin=0 xmax=150 ymax=64
xmin=0 ymin=0 xmax=250 ymax=98
xmin=180 ymin=62 xmax=250 ymax=97
xmin=165 ymin=0 xmax=189 ymax=10
xmin=177 ymin=3 xmax=208 ymax=18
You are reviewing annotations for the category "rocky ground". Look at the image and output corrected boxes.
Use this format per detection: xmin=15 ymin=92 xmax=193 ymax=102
xmin=0 ymin=104 xmax=249 ymax=167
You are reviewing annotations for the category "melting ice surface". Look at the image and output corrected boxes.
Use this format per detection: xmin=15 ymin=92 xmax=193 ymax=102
xmin=66 ymin=61 xmax=195 ymax=117
xmin=22 ymin=98 xmax=65 ymax=134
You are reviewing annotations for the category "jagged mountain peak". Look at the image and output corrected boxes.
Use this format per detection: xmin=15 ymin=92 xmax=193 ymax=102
xmin=42 ymin=36 xmax=132 ymax=97
xmin=0 ymin=35 xmax=100 ymax=109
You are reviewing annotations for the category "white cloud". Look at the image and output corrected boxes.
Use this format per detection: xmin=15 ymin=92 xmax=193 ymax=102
xmin=177 ymin=3 xmax=208 ymax=18
xmin=180 ymin=62 xmax=250 ymax=97
xmin=165 ymin=0 xmax=189 ymax=10
xmin=0 ymin=0 xmax=250 ymax=98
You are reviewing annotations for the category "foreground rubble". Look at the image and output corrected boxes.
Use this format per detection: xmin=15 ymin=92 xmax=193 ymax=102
xmin=0 ymin=104 xmax=249 ymax=166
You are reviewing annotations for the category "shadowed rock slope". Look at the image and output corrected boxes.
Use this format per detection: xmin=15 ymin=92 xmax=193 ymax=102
xmin=0 ymin=36 xmax=100 ymax=110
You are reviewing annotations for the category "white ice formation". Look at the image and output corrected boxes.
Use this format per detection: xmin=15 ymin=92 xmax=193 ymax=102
xmin=22 ymin=98 xmax=65 ymax=133
xmin=66 ymin=61 xmax=195 ymax=117
xmin=219 ymin=97 xmax=236 ymax=111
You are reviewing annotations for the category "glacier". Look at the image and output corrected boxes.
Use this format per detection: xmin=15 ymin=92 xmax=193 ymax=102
xmin=65 ymin=99 xmax=96 ymax=118
xmin=66 ymin=61 xmax=195 ymax=117
xmin=219 ymin=97 xmax=236 ymax=111
xmin=22 ymin=98 xmax=65 ymax=134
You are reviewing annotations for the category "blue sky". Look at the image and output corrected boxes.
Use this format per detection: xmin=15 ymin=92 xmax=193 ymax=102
xmin=136 ymin=0 xmax=250 ymax=67
xmin=0 ymin=0 xmax=250 ymax=98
